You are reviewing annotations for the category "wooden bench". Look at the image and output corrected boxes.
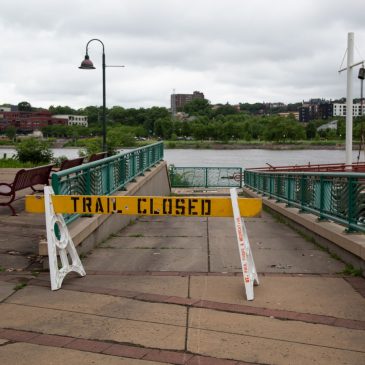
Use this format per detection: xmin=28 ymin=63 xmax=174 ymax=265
xmin=0 ymin=164 xmax=54 ymax=215
xmin=52 ymin=157 xmax=84 ymax=172
xmin=88 ymin=152 xmax=107 ymax=163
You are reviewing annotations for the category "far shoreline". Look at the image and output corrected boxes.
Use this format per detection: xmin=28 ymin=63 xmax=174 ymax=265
xmin=0 ymin=142 xmax=359 ymax=151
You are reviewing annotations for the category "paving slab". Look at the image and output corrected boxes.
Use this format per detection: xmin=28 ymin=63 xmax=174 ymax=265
xmin=0 ymin=254 xmax=30 ymax=271
xmin=0 ymin=303 xmax=185 ymax=350
xmin=102 ymin=235 xmax=206 ymax=249
xmin=62 ymin=274 xmax=189 ymax=297
xmin=84 ymin=245 xmax=208 ymax=272
xmin=189 ymin=307 xmax=365 ymax=352
xmin=0 ymin=342 xmax=169 ymax=365
xmin=208 ymin=217 xmax=345 ymax=273
xmin=0 ymin=282 xmax=15 ymax=302
xmin=7 ymin=285 xmax=187 ymax=327
xmin=187 ymin=326 xmax=365 ymax=365
xmin=189 ymin=276 xmax=365 ymax=320
xmin=120 ymin=217 xmax=207 ymax=237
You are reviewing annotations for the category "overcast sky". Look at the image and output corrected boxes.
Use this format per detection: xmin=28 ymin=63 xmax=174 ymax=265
xmin=1 ymin=0 xmax=364 ymax=110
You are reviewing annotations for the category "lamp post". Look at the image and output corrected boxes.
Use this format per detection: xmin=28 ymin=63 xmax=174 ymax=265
xmin=79 ymin=39 xmax=124 ymax=153
xmin=338 ymin=32 xmax=365 ymax=166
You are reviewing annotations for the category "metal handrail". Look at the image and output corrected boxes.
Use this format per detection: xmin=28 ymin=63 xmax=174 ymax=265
xmin=169 ymin=166 xmax=243 ymax=188
xmin=244 ymin=169 xmax=365 ymax=232
xmin=51 ymin=142 xmax=164 ymax=223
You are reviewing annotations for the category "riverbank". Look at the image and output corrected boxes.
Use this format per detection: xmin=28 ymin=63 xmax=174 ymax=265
xmin=164 ymin=141 xmax=351 ymax=150
xmin=0 ymin=140 xmax=359 ymax=151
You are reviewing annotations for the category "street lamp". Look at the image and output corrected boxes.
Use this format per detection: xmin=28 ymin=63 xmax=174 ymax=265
xmin=79 ymin=39 xmax=124 ymax=153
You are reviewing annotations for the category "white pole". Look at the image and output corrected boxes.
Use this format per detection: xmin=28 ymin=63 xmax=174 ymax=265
xmin=346 ymin=32 xmax=354 ymax=165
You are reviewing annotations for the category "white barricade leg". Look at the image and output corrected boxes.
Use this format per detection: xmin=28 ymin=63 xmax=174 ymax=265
xmin=230 ymin=188 xmax=259 ymax=300
xmin=44 ymin=186 xmax=86 ymax=290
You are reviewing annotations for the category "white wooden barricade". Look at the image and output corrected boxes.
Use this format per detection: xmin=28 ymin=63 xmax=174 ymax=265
xmin=230 ymin=188 xmax=259 ymax=300
xmin=44 ymin=186 xmax=85 ymax=290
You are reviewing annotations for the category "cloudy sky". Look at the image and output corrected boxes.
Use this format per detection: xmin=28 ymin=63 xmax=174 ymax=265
xmin=0 ymin=0 xmax=364 ymax=110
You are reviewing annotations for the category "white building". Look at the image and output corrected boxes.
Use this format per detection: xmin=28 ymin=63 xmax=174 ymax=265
xmin=317 ymin=120 xmax=338 ymax=131
xmin=333 ymin=103 xmax=365 ymax=117
xmin=52 ymin=115 xmax=88 ymax=127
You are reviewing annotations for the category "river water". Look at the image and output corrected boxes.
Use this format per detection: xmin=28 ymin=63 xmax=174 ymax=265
xmin=0 ymin=146 xmax=362 ymax=168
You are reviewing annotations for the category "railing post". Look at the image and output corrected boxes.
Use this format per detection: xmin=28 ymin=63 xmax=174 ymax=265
xmin=286 ymin=174 xmax=292 ymax=207
xmin=51 ymin=173 xmax=60 ymax=195
xmin=85 ymin=168 xmax=91 ymax=195
xmin=205 ymin=168 xmax=208 ymax=188
xmin=346 ymin=176 xmax=356 ymax=232
xmin=318 ymin=175 xmax=326 ymax=221
xmin=299 ymin=175 xmax=306 ymax=212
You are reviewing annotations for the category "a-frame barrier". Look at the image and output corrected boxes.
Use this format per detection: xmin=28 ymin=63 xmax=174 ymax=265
xmin=26 ymin=189 xmax=261 ymax=300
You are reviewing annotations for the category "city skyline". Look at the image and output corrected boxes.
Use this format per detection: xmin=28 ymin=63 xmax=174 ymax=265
xmin=0 ymin=0 xmax=364 ymax=109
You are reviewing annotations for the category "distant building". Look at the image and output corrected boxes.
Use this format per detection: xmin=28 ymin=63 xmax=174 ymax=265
xmin=171 ymin=91 xmax=204 ymax=114
xmin=299 ymin=99 xmax=333 ymax=122
xmin=333 ymin=103 xmax=364 ymax=117
xmin=277 ymin=112 xmax=299 ymax=120
xmin=2 ymin=110 xmax=53 ymax=132
xmin=0 ymin=109 xmax=87 ymax=132
xmin=52 ymin=115 xmax=88 ymax=127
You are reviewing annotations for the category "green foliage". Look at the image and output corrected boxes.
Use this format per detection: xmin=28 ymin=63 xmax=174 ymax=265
xmin=342 ymin=264 xmax=363 ymax=277
xmin=4 ymin=126 xmax=16 ymax=141
xmin=183 ymin=98 xmax=211 ymax=116
xmin=78 ymin=138 xmax=103 ymax=157
xmin=18 ymin=101 xmax=32 ymax=111
xmin=306 ymin=122 xmax=317 ymax=139
xmin=52 ymin=155 xmax=68 ymax=168
xmin=0 ymin=158 xmax=40 ymax=168
xmin=42 ymin=125 xmax=91 ymax=138
xmin=15 ymin=138 xmax=53 ymax=164
xmin=48 ymin=105 xmax=76 ymax=115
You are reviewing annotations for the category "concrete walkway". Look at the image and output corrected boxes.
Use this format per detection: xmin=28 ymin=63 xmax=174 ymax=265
xmin=0 ymin=191 xmax=365 ymax=364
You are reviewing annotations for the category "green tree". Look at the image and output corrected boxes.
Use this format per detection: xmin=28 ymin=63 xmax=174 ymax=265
xmin=4 ymin=126 xmax=16 ymax=141
xmin=16 ymin=138 xmax=53 ymax=163
xmin=49 ymin=105 xmax=76 ymax=115
xmin=212 ymin=103 xmax=238 ymax=116
xmin=18 ymin=101 xmax=32 ymax=112
xmin=306 ymin=122 xmax=317 ymax=139
xmin=183 ymin=98 xmax=211 ymax=116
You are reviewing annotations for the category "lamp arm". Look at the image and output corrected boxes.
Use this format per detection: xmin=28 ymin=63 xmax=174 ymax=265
xmin=85 ymin=39 xmax=105 ymax=55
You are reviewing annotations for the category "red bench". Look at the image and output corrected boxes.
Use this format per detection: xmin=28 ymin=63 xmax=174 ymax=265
xmin=88 ymin=152 xmax=107 ymax=162
xmin=52 ymin=157 xmax=84 ymax=172
xmin=0 ymin=164 xmax=54 ymax=215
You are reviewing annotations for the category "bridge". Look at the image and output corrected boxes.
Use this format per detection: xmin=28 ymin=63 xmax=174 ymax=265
xmin=0 ymin=142 xmax=364 ymax=365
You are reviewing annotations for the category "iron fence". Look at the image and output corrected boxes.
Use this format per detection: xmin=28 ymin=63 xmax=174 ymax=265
xmin=169 ymin=166 xmax=243 ymax=188
xmin=51 ymin=142 xmax=164 ymax=223
xmin=244 ymin=169 xmax=365 ymax=232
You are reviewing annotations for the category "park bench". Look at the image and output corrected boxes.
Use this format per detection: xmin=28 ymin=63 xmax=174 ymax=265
xmin=0 ymin=164 xmax=54 ymax=215
xmin=88 ymin=152 xmax=107 ymax=163
xmin=52 ymin=157 xmax=84 ymax=172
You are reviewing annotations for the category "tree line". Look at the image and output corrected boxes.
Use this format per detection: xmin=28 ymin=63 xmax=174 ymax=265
xmin=3 ymin=100 xmax=364 ymax=143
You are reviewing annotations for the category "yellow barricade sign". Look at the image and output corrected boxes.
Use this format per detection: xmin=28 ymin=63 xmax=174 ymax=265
xmin=26 ymin=195 xmax=261 ymax=217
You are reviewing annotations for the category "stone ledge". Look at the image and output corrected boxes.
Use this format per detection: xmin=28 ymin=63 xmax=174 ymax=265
xmin=243 ymin=187 xmax=365 ymax=269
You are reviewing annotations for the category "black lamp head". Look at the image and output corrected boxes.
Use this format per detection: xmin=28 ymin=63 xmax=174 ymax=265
xmin=358 ymin=66 xmax=365 ymax=80
xmin=79 ymin=54 xmax=95 ymax=69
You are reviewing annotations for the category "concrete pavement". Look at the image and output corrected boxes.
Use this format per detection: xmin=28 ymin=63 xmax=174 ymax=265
xmin=0 ymin=189 xmax=365 ymax=364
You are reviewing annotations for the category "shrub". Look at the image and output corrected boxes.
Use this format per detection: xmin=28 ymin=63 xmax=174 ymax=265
xmin=15 ymin=138 xmax=53 ymax=164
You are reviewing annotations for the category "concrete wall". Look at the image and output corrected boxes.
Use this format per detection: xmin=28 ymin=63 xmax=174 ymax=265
xmin=40 ymin=161 xmax=170 ymax=258
xmin=243 ymin=187 xmax=365 ymax=270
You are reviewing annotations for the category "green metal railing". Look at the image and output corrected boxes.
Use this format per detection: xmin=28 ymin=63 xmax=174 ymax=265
xmin=51 ymin=142 xmax=164 ymax=223
xmin=169 ymin=166 xmax=243 ymax=188
xmin=244 ymin=169 xmax=365 ymax=232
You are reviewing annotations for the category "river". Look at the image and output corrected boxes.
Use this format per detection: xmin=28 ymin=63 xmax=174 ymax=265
xmin=0 ymin=146 xmax=363 ymax=168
